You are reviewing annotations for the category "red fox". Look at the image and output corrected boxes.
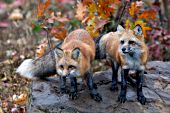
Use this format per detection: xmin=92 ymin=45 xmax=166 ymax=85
xmin=17 ymin=29 xmax=102 ymax=102
xmin=96 ymin=25 xmax=148 ymax=105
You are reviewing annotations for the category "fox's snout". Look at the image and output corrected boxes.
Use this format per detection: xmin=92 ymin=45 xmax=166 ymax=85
xmin=121 ymin=47 xmax=129 ymax=54
xmin=57 ymin=66 xmax=81 ymax=78
xmin=62 ymin=69 xmax=69 ymax=76
xmin=120 ymin=39 xmax=141 ymax=55
xmin=121 ymin=46 xmax=138 ymax=55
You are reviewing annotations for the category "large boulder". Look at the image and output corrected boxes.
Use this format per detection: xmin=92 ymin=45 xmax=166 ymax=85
xmin=28 ymin=61 xmax=170 ymax=113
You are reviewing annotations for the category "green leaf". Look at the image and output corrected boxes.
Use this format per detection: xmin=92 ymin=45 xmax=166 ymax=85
xmin=32 ymin=21 xmax=42 ymax=33
xmin=69 ymin=18 xmax=81 ymax=26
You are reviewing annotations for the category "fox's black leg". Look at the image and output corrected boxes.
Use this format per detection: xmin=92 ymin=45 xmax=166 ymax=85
xmin=127 ymin=76 xmax=136 ymax=87
xmin=110 ymin=61 xmax=119 ymax=91
xmin=136 ymin=70 xmax=146 ymax=105
xmin=60 ymin=76 xmax=67 ymax=93
xmin=69 ymin=77 xmax=78 ymax=100
xmin=118 ymin=69 xmax=129 ymax=103
xmin=86 ymin=71 xmax=102 ymax=102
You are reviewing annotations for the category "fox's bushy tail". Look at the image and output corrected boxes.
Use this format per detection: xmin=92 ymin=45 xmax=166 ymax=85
xmin=16 ymin=50 xmax=56 ymax=80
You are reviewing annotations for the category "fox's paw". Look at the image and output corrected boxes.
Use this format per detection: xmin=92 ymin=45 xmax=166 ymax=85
xmin=90 ymin=93 xmax=102 ymax=102
xmin=110 ymin=85 xmax=118 ymax=92
xmin=69 ymin=91 xmax=78 ymax=100
xmin=137 ymin=95 xmax=146 ymax=105
xmin=118 ymin=94 xmax=126 ymax=103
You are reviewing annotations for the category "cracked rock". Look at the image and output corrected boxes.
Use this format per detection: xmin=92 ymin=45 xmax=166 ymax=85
xmin=28 ymin=61 xmax=170 ymax=113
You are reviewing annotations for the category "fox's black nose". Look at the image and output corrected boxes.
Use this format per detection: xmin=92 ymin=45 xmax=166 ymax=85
xmin=122 ymin=48 xmax=126 ymax=52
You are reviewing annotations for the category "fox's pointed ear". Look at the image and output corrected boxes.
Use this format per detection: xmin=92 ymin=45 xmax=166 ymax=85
xmin=117 ymin=25 xmax=125 ymax=32
xmin=72 ymin=48 xmax=80 ymax=60
xmin=133 ymin=25 xmax=143 ymax=36
xmin=54 ymin=47 xmax=63 ymax=58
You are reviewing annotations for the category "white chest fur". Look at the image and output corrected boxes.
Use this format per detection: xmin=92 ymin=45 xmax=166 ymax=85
xmin=122 ymin=53 xmax=144 ymax=71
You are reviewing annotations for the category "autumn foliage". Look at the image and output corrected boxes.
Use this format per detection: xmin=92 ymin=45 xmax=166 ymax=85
xmin=33 ymin=0 xmax=169 ymax=60
xmin=76 ymin=0 xmax=121 ymax=37
xmin=35 ymin=0 xmax=69 ymax=41
xmin=35 ymin=0 xmax=156 ymax=39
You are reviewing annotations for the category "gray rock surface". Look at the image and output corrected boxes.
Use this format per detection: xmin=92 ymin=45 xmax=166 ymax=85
xmin=28 ymin=61 xmax=170 ymax=113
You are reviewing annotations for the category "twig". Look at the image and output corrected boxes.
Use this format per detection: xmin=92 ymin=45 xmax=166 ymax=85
xmin=46 ymin=30 xmax=52 ymax=52
xmin=113 ymin=1 xmax=128 ymax=31
xmin=154 ymin=0 xmax=163 ymax=26
xmin=102 ymin=1 xmax=128 ymax=33
xmin=45 ymin=29 xmax=56 ymax=62
xmin=34 ymin=40 xmax=63 ymax=63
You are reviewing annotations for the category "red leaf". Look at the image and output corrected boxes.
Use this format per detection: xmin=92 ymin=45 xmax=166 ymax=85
xmin=49 ymin=12 xmax=69 ymax=23
xmin=94 ymin=19 xmax=108 ymax=31
xmin=0 ymin=2 xmax=7 ymax=9
xmin=57 ymin=0 xmax=74 ymax=4
xmin=54 ymin=17 xmax=69 ymax=23
xmin=0 ymin=21 xmax=10 ymax=28
xmin=51 ymin=25 xmax=67 ymax=40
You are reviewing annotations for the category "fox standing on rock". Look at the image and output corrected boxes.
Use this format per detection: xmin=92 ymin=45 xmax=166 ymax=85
xmin=17 ymin=29 xmax=102 ymax=102
xmin=96 ymin=25 xmax=148 ymax=105
xmin=17 ymin=25 xmax=148 ymax=104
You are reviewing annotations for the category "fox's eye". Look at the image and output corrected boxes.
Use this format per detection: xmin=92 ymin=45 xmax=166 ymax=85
xmin=68 ymin=65 xmax=76 ymax=69
xmin=129 ymin=40 xmax=135 ymax=45
xmin=120 ymin=40 xmax=124 ymax=44
xmin=59 ymin=65 xmax=64 ymax=69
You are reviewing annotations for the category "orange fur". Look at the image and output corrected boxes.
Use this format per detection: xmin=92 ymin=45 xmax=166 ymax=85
xmin=57 ymin=29 xmax=95 ymax=77
xmin=101 ymin=27 xmax=148 ymax=70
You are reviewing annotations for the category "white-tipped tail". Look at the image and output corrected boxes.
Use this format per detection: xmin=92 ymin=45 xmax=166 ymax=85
xmin=16 ymin=59 xmax=36 ymax=79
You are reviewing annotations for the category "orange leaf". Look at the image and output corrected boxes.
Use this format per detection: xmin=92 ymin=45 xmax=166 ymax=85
xmin=44 ymin=0 xmax=51 ymax=10
xmin=86 ymin=25 xmax=99 ymax=38
xmin=36 ymin=41 xmax=48 ymax=58
xmin=37 ymin=0 xmax=51 ymax=18
xmin=138 ymin=10 xmax=157 ymax=21
xmin=97 ymin=0 xmax=119 ymax=19
xmin=82 ymin=0 xmax=93 ymax=5
xmin=37 ymin=1 xmax=45 ymax=18
xmin=51 ymin=26 xmax=67 ymax=40
xmin=129 ymin=2 xmax=139 ymax=16
xmin=88 ymin=2 xmax=97 ymax=15
xmin=75 ymin=2 xmax=87 ymax=20
xmin=48 ymin=9 xmax=54 ymax=15
xmin=13 ymin=93 xmax=28 ymax=105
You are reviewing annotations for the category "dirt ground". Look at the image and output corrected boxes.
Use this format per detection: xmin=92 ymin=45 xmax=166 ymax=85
xmin=0 ymin=20 xmax=37 ymax=112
